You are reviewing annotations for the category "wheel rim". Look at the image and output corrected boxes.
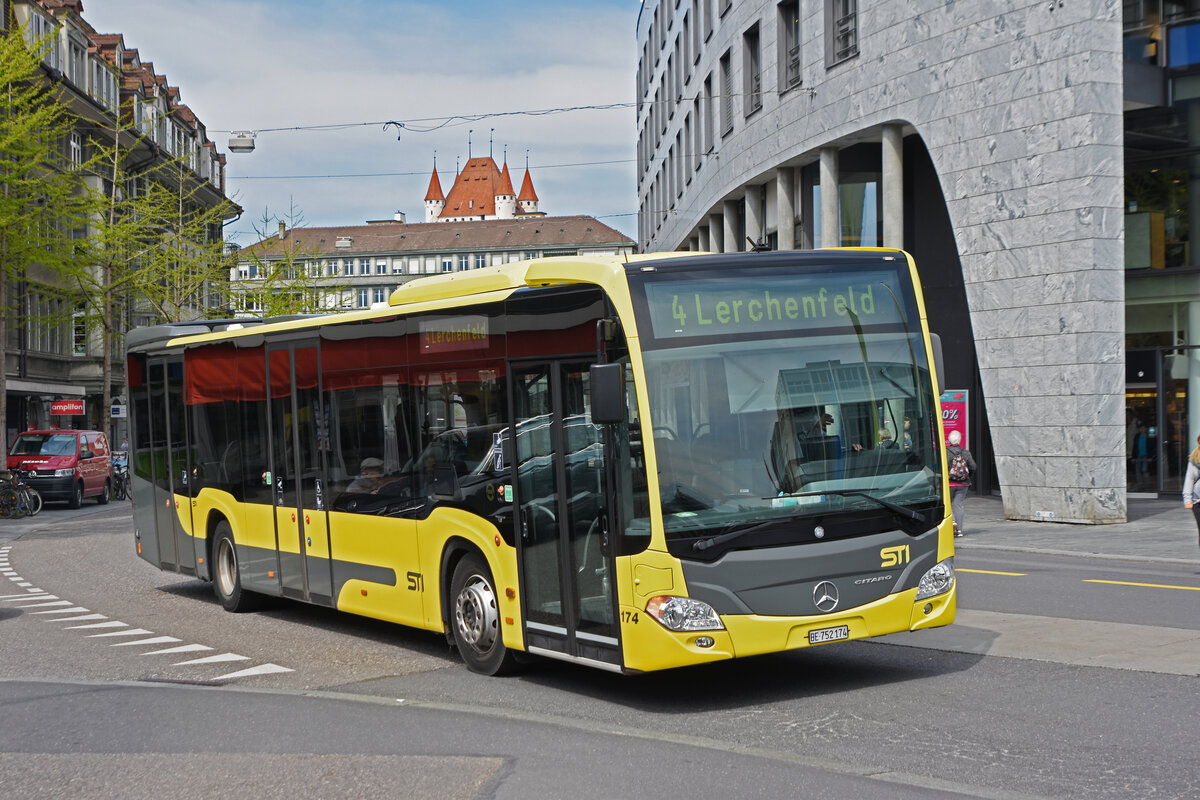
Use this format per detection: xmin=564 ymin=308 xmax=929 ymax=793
xmin=216 ymin=537 xmax=237 ymax=597
xmin=455 ymin=574 xmax=499 ymax=656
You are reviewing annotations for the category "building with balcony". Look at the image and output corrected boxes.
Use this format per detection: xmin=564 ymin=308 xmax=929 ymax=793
xmin=3 ymin=0 xmax=237 ymax=444
xmin=636 ymin=0 xmax=1187 ymax=523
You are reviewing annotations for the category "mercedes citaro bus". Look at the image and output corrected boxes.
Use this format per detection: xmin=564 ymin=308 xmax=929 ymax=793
xmin=125 ymin=249 xmax=955 ymax=675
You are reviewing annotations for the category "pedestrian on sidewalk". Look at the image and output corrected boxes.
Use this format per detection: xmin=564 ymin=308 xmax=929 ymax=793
xmin=1182 ymin=434 xmax=1200 ymax=549
xmin=946 ymin=429 xmax=976 ymax=537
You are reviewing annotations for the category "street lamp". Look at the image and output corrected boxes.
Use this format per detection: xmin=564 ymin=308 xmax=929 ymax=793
xmin=228 ymin=131 xmax=256 ymax=153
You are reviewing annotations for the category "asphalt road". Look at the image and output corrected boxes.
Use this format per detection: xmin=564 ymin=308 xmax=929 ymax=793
xmin=1 ymin=503 xmax=1198 ymax=799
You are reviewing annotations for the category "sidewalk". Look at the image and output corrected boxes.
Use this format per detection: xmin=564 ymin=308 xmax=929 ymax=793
xmin=957 ymin=494 xmax=1200 ymax=565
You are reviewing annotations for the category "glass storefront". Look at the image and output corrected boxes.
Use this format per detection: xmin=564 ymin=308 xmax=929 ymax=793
xmin=1126 ymin=345 xmax=1198 ymax=494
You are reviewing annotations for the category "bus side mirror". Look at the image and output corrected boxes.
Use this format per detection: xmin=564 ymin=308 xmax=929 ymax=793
xmin=590 ymin=363 xmax=625 ymax=424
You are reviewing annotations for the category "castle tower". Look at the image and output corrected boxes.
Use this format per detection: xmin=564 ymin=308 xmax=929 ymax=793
xmin=424 ymin=166 xmax=445 ymax=223
xmin=518 ymin=167 xmax=539 ymax=215
xmin=494 ymin=162 xmax=517 ymax=219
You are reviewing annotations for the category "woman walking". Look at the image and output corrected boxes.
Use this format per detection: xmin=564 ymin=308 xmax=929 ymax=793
xmin=1182 ymin=434 xmax=1200 ymax=550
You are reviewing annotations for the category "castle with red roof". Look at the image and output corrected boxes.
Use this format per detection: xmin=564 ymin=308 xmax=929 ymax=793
xmin=424 ymin=157 xmax=540 ymax=223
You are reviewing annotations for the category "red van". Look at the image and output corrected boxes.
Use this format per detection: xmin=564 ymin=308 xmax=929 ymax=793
xmin=6 ymin=429 xmax=113 ymax=508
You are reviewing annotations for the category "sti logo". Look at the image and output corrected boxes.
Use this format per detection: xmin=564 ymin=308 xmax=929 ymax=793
xmin=880 ymin=545 xmax=910 ymax=568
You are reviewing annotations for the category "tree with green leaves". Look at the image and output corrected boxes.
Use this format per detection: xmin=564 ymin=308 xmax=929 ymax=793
xmin=73 ymin=106 xmax=239 ymax=442
xmin=0 ymin=25 xmax=94 ymax=441
xmin=235 ymin=202 xmax=350 ymax=318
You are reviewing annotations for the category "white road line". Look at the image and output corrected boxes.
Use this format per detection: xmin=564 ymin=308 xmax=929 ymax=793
xmin=142 ymin=644 xmax=213 ymax=656
xmin=49 ymin=614 xmax=108 ymax=623
xmin=16 ymin=600 xmax=73 ymax=608
xmin=66 ymin=620 xmax=128 ymax=630
xmin=15 ymin=582 xmax=32 ymax=587
xmin=173 ymin=653 xmax=250 ymax=666
xmin=109 ymin=636 xmax=181 ymax=648
xmin=87 ymin=628 xmax=154 ymax=638
xmin=0 ymin=593 xmax=53 ymax=600
xmin=31 ymin=607 xmax=91 ymax=615
xmin=213 ymin=663 xmax=294 ymax=680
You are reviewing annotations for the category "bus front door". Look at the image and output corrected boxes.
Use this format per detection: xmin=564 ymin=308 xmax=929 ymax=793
xmin=266 ymin=342 xmax=334 ymax=605
xmin=513 ymin=361 xmax=620 ymax=669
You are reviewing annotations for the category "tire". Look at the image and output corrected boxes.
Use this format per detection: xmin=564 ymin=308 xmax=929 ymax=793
xmin=96 ymin=480 xmax=111 ymax=505
xmin=450 ymin=553 xmax=517 ymax=675
xmin=113 ymin=476 xmax=127 ymax=501
xmin=67 ymin=482 xmax=83 ymax=509
xmin=26 ymin=489 xmax=42 ymax=517
xmin=212 ymin=521 xmax=260 ymax=612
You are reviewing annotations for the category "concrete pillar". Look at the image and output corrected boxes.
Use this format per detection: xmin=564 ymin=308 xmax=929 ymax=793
xmin=744 ymin=185 xmax=763 ymax=248
xmin=723 ymin=199 xmax=739 ymax=252
xmin=820 ymin=147 xmax=839 ymax=248
xmin=698 ymin=225 xmax=710 ymax=252
xmin=777 ymin=167 xmax=796 ymax=250
xmin=882 ymin=124 xmax=904 ymax=250
xmin=709 ymin=212 xmax=724 ymax=253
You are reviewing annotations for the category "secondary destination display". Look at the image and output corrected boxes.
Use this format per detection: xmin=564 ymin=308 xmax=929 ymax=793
xmin=641 ymin=269 xmax=909 ymax=340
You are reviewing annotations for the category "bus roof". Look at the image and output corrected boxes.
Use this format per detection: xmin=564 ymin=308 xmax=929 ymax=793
xmin=124 ymin=248 xmax=911 ymax=353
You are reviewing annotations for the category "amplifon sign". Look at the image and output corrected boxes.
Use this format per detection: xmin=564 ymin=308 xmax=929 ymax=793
xmin=50 ymin=399 xmax=85 ymax=416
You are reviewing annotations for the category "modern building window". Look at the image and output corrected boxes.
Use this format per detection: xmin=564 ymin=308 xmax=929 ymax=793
xmin=779 ymin=1 xmax=801 ymax=91
xmin=719 ymin=0 xmax=732 ymax=17
xmin=826 ymin=0 xmax=858 ymax=66
xmin=358 ymin=289 xmax=370 ymax=308
xmin=744 ymin=23 xmax=763 ymax=116
xmin=525 ymin=251 xmax=538 ymax=260
xmin=375 ymin=260 xmax=387 ymax=274
xmin=67 ymin=38 xmax=86 ymax=88
xmin=703 ymin=74 xmax=715 ymax=152
xmin=702 ymin=0 xmax=713 ymax=41
xmin=719 ymin=50 xmax=734 ymax=135
xmin=475 ymin=253 xmax=487 ymax=268
xmin=358 ymin=258 xmax=370 ymax=275
xmin=458 ymin=254 xmax=470 ymax=271
xmin=373 ymin=288 xmax=387 ymax=304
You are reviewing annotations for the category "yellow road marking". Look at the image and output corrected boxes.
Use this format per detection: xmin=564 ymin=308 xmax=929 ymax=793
xmin=1084 ymin=579 xmax=1200 ymax=592
xmin=957 ymin=568 xmax=1026 ymax=576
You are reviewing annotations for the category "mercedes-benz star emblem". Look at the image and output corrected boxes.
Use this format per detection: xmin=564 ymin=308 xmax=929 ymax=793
xmin=813 ymin=581 xmax=839 ymax=613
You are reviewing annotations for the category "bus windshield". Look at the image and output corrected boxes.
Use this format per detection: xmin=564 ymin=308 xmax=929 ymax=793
xmin=632 ymin=263 xmax=942 ymax=541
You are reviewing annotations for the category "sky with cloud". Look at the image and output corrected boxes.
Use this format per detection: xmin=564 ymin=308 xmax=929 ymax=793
xmin=81 ymin=0 xmax=641 ymax=246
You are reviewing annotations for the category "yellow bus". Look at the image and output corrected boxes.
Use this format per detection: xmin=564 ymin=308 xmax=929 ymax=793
xmin=126 ymin=249 xmax=955 ymax=675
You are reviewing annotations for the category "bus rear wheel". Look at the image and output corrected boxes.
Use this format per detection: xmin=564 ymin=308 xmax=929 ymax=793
xmin=450 ymin=553 xmax=517 ymax=675
xmin=212 ymin=522 xmax=259 ymax=612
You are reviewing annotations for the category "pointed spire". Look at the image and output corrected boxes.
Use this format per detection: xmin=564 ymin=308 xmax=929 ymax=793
xmin=498 ymin=161 xmax=515 ymax=196
xmin=425 ymin=166 xmax=444 ymax=202
xmin=518 ymin=167 xmax=538 ymax=203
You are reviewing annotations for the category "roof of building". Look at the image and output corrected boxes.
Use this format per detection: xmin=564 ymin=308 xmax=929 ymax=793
xmin=441 ymin=157 xmax=506 ymax=218
xmin=240 ymin=215 xmax=633 ymax=260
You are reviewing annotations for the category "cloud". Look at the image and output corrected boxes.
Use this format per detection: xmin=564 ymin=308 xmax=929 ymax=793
xmin=81 ymin=0 xmax=639 ymax=243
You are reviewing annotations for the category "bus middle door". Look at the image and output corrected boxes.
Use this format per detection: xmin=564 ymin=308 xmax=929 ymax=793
xmin=513 ymin=360 xmax=620 ymax=669
xmin=266 ymin=342 xmax=334 ymax=605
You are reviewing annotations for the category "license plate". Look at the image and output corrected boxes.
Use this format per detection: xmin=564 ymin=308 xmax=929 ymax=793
xmin=808 ymin=625 xmax=850 ymax=645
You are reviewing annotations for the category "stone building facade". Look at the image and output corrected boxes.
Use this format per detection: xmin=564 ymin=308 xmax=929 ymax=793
xmin=636 ymin=0 xmax=1127 ymax=523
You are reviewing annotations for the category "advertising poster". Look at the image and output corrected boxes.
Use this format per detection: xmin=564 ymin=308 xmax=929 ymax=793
xmin=940 ymin=389 xmax=969 ymax=448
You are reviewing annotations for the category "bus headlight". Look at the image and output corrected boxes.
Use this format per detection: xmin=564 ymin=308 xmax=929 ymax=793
xmin=915 ymin=559 xmax=955 ymax=600
xmin=645 ymin=596 xmax=724 ymax=632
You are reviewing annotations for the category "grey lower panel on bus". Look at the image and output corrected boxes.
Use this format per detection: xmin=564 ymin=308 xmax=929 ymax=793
xmin=235 ymin=542 xmax=397 ymax=601
xmin=681 ymin=528 xmax=939 ymax=616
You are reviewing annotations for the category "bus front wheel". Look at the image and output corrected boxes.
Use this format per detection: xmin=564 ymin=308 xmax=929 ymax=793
xmin=213 ymin=522 xmax=259 ymax=613
xmin=450 ymin=553 xmax=516 ymax=676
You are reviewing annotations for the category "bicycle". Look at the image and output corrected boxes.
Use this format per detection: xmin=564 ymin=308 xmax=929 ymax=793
xmin=112 ymin=452 xmax=130 ymax=501
xmin=0 ymin=468 xmax=43 ymax=519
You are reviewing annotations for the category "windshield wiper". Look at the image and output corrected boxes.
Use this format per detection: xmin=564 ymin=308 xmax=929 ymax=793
xmin=770 ymin=489 xmax=928 ymax=526
xmin=692 ymin=512 xmax=808 ymax=552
